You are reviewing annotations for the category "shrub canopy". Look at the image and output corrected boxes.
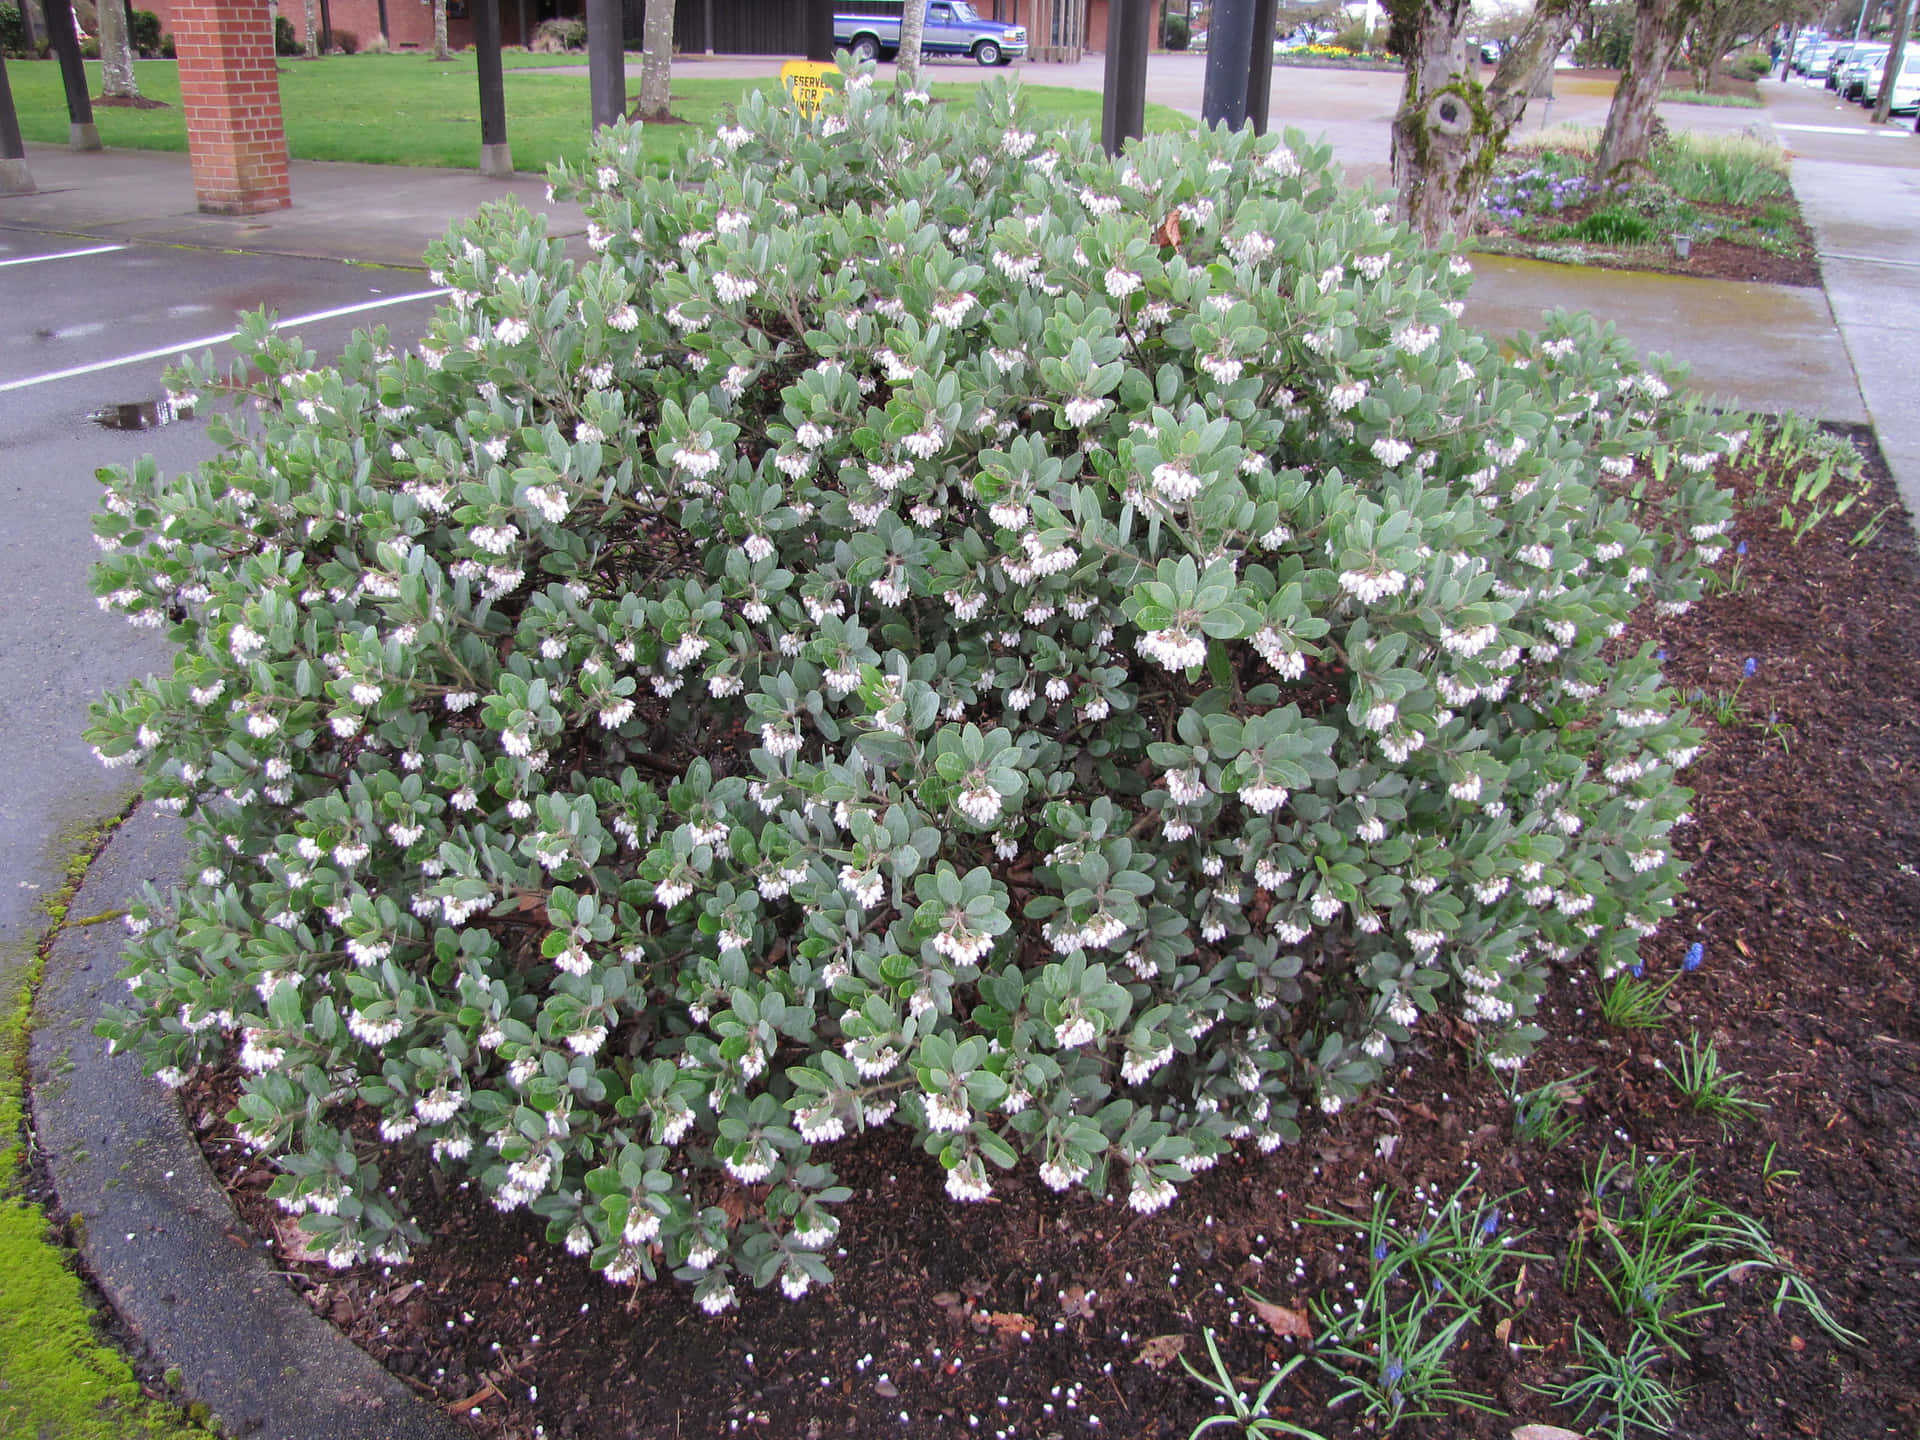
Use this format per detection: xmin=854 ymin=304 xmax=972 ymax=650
xmin=90 ymin=69 xmax=1736 ymax=1311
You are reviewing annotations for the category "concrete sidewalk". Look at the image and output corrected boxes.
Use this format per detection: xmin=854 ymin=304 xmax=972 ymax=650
xmin=1758 ymin=77 xmax=1920 ymax=522
xmin=2 ymin=142 xmax=586 ymax=269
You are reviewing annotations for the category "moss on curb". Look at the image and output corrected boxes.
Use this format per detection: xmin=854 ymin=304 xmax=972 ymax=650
xmin=0 ymin=818 xmax=202 ymax=1440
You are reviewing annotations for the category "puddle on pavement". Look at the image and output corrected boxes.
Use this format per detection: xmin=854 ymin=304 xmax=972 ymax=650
xmin=91 ymin=396 xmax=194 ymax=431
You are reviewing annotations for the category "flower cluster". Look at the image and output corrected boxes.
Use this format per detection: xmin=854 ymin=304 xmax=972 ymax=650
xmin=88 ymin=66 xmax=1734 ymax=1312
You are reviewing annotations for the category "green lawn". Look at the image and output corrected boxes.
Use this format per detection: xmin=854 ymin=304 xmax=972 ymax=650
xmin=6 ymin=52 xmax=1189 ymax=174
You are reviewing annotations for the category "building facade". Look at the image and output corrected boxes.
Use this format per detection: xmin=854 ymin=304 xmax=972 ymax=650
xmin=135 ymin=0 xmax=1113 ymax=59
xmin=135 ymin=0 xmax=581 ymax=52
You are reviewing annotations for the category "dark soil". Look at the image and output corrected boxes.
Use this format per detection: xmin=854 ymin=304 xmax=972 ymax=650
xmin=176 ymin=431 xmax=1920 ymax=1440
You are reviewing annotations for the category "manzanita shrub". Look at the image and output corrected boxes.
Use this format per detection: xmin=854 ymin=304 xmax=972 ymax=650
xmin=88 ymin=68 xmax=1740 ymax=1312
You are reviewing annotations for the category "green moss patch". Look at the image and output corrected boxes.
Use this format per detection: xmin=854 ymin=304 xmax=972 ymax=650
xmin=0 ymin=829 xmax=200 ymax=1440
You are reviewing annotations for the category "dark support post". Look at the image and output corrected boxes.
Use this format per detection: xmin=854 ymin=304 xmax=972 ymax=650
xmin=1101 ymin=0 xmax=1153 ymax=155
xmin=1 ymin=55 xmax=34 ymax=194
xmin=376 ymin=0 xmax=390 ymax=44
xmin=319 ymin=0 xmax=333 ymax=52
xmin=47 ymin=0 xmax=101 ymax=150
xmin=1243 ymin=0 xmax=1277 ymax=133
xmin=1201 ymin=0 xmax=1257 ymax=129
xmin=586 ymin=0 xmax=624 ymax=129
xmin=804 ymin=0 xmax=835 ymax=61
xmin=475 ymin=0 xmax=511 ymax=176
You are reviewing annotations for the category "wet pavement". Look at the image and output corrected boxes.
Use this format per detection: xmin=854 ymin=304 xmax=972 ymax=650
xmin=0 ymin=231 xmax=442 ymax=961
xmin=1761 ymin=76 xmax=1920 ymax=520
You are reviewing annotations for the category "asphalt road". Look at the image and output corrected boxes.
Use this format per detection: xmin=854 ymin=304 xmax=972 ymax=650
xmin=0 ymin=233 xmax=442 ymax=955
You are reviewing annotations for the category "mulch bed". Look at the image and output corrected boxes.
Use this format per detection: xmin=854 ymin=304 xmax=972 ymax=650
xmin=170 ymin=430 xmax=1919 ymax=1440
xmin=1473 ymin=213 xmax=1823 ymax=288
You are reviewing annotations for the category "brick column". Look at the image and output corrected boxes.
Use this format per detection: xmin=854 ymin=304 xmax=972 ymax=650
xmin=171 ymin=1 xmax=291 ymax=215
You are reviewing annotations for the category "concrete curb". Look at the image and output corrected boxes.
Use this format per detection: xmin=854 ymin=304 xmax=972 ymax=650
xmin=29 ymin=805 xmax=467 ymax=1440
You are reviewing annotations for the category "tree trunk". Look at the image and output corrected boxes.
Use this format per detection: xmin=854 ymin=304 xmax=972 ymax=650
xmin=897 ymin=0 xmax=928 ymax=87
xmin=637 ymin=0 xmax=676 ymax=119
xmin=1595 ymin=0 xmax=1700 ymax=179
xmin=98 ymin=0 xmax=139 ymax=97
xmin=303 ymin=0 xmax=320 ymax=57
xmin=1387 ymin=0 xmax=1588 ymax=244
xmin=433 ymin=0 xmax=451 ymax=60
xmin=1871 ymin=0 xmax=1914 ymax=121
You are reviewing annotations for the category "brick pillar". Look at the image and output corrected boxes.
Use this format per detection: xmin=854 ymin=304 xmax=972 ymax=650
xmin=172 ymin=1 xmax=291 ymax=215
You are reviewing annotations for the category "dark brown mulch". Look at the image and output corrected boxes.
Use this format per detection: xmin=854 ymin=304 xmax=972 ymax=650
xmin=176 ymin=430 xmax=1920 ymax=1440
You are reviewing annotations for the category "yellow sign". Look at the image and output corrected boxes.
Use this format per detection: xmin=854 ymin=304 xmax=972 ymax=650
xmin=781 ymin=60 xmax=840 ymax=118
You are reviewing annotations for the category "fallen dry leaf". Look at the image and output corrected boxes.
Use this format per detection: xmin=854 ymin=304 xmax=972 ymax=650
xmin=271 ymin=1214 xmax=328 ymax=1264
xmin=1511 ymin=1426 xmax=1590 ymax=1440
xmin=1151 ymin=211 xmax=1182 ymax=248
xmin=1061 ymin=1284 xmax=1097 ymax=1319
xmin=1135 ymin=1334 xmax=1187 ymax=1370
xmin=1249 ymin=1297 xmax=1313 ymax=1342
xmin=975 ymin=1310 xmax=1035 ymax=1338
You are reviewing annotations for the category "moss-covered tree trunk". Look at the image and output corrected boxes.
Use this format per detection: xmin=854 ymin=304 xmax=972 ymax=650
xmin=98 ymin=0 xmax=140 ymax=98
xmin=1388 ymin=0 xmax=1587 ymax=245
xmin=637 ymin=0 xmax=677 ymax=119
xmin=1595 ymin=0 xmax=1700 ymax=178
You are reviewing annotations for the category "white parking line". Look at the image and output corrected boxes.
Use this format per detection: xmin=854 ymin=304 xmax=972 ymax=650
xmin=0 ymin=243 xmax=128 ymax=268
xmin=0 ymin=289 xmax=451 ymax=394
xmin=1774 ymin=121 xmax=1884 ymax=134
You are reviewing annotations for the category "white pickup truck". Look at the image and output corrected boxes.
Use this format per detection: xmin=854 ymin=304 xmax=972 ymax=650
xmin=834 ymin=2 xmax=1028 ymax=67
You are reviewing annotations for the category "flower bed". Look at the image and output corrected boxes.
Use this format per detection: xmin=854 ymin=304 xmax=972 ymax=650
xmin=1473 ymin=127 xmax=1818 ymax=285
xmin=91 ymin=68 xmax=1740 ymax=1320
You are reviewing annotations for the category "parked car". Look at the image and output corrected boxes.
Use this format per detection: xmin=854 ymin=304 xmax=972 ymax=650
xmin=1826 ymin=42 xmax=1871 ymax=89
xmin=1862 ymin=45 xmax=1917 ymax=106
xmin=1480 ymin=39 xmax=1502 ymax=62
xmin=834 ymin=1 xmax=1027 ymax=66
xmin=1883 ymin=54 xmax=1920 ymax=113
xmin=1840 ymin=44 xmax=1888 ymax=100
xmin=1793 ymin=38 xmax=1835 ymax=74
xmin=1798 ymin=42 xmax=1838 ymax=77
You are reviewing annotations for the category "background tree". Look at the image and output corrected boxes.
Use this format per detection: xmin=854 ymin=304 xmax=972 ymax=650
xmin=432 ymin=0 xmax=451 ymax=59
xmin=1593 ymin=0 xmax=1696 ymax=177
xmin=636 ymin=0 xmax=677 ymax=119
xmin=1681 ymin=0 xmax=1820 ymax=90
xmin=97 ymin=0 xmax=139 ymax=98
xmin=302 ymin=0 xmax=320 ymax=57
xmin=1574 ymin=0 xmax=1637 ymax=63
xmin=1386 ymin=0 xmax=1590 ymax=243
xmin=1869 ymin=0 xmax=1913 ymax=120
xmin=896 ymin=0 xmax=928 ymax=87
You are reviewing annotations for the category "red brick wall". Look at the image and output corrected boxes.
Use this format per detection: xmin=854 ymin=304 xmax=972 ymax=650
xmin=141 ymin=1 xmax=483 ymax=52
xmin=171 ymin=1 xmax=290 ymax=214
